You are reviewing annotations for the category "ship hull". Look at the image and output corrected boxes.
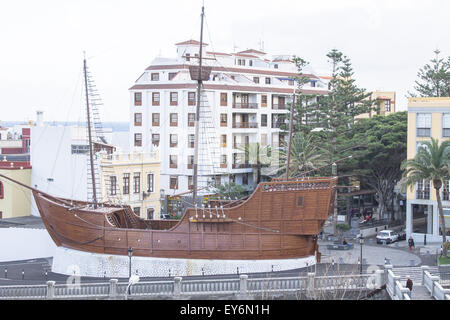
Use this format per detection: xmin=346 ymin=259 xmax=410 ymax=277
xmin=33 ymin=177 xmax=337 ymax=261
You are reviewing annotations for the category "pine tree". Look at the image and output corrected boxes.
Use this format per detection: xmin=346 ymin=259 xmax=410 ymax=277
xmin=409 ymin=49 xmax=450 ymax=97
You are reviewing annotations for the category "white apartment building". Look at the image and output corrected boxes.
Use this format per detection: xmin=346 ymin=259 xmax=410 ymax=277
xmin=129 ymin=40 xmax=329 ymax=196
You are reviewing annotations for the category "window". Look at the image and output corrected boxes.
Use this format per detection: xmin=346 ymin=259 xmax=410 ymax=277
xmin=188 ymin=176 xmax=194 ymax=190
xmin=253 ymin=77 xmax=259 ymax=84
xmin=170 ymin=155 xmax=177 ymax=168
xmin=134 ymin=113 xmax=142 ymax=126
xmin=288 ymin=80 xmax=294 ymax=86
xmin=0 ymin=181 xmax=4 ymax=199
xmin=261 ymin=114 xmax=267 ymax=127
xmin=134 ymin=92 xmax=142 ymax=106
xmin=443 ymin=114 xmax=450 ymax=137
xmin=152 ymin=134 xmax=160 ymax=146
xmin=109 ymin=176 xmax=117 ymax=196
xmin=133 ymin=207 xmax=140 ymax=216
xmin=169 ymin=72 xmax=177 ymax=80
xmin=147 ymin=208 xmax=154 ymax=219
xmin=170 ymin=176 xmax=178 ymax=189
xmin=133 ymin=172 xmax=140 ymax=194
xmin=170 ymin=92 xmax=178 ymax=106
xmin=152 ymin=113 xmax=160 ymax=126
xmin=274 ymin=64 xmax=278 ymax=69
xmin=261 ymin=95 xmax=267 ymax=107
xmin=416 ymin=179 xmax=430 ymax=199
xmin=188 ymin=92 xmax=196 ymax=106
xmin=170 ymin=113 xmax=178 ymax=126
xmin=416 ymin=113 xmax=431 ymax=137
xmin=134 ymin=133 xmax=142 ymax=147
xmin=310 ymin=81 xmax=316 ymax=87
xmin=147 ymin=174 xmax=154 ymax=193
xmin=185 ymin=53 xmax=190 ymax=61
xmin=385 ymin=100 xmax=391 ymax=112
xmin=265 ymin=77 xmax=271 ymax=85
xmin=221 ymin=134 xmax=227 ymax=147
xmin=297 ymin=196 xmax=304 ymax=207
xmin=188 ymin=134 xmax=195 ymax=148
xmin=188 ymin=113 xmax=195 ymax=127
xmin=220 ymin=114 xmax=227 ymax=127
xmin=249 ymin=60 xmax=253 ymax=67
xmin=123 ymin=173 xmax=130 ymax=195
xmin=243 ymin=173 xmax=248 ymax=185
xmin=187 ymin=155 xmax=194 ymax=169
xmin=221 ymin=155 xmax=227 ymax=168
xmin=71 ymin=145 xmax=89 ymax=154
xmin=152 ymin=92 xmax=160 ymax=106
xmin=151 ymin=73 xmax=159 ymax=81
xmin=170 ymin=134 xmax=178 ymax=148
xmin=261 ymin=134 xmax=268 ymax=146
xmin=220 ymin=93 xmax=228 ymax=106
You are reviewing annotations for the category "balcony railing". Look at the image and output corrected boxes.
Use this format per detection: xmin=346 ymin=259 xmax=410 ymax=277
xmin=232 ymin=163 xmax=252 ymax=169
xmin=272 ymin=122 xmax=285 ymax=128
xmin=233 ymin=143 xmax=249 ymax=149
xmin=232 ymin=102 xmax=258 ymax=109
xmin=272 ymin=104 xmax=287 ymax=110
xmin=232 ymin=122 xmax=258 ymax=129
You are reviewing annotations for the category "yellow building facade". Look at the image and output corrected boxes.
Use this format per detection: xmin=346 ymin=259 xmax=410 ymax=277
xmin=406 ymin=97 xmax=450 ymax=243
xmin=99 ymin=152 xmax=162 ymax=220
xmin=0 ymin=161 xmax=31 ymax=219
xmin=356 ymin=91 xmax=396 ymax=120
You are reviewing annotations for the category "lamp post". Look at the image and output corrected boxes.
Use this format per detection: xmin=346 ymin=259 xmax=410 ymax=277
xmin=359 ymin=234 xmax=364 ymax=274
xmin=128 ymin=247 xmax=133 ymax=279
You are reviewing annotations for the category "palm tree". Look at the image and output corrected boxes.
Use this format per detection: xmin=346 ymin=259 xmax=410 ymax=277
xmin=237 ymin=142 xmax=272 ymax=189
xmin=400 ymin=138 xmax=450 ymax=257
xmin=277 ymin=133 xmax=328 ymax=178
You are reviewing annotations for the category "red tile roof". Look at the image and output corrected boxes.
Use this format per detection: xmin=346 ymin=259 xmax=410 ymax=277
xmin=238 ymin=49 xmax=266 ymax=55
xmin=175 ymin=39 xmax=208 ymax=46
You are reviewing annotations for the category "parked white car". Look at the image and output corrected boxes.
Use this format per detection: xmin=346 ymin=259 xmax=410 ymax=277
xmin=376 ymin=230 xmax=399 ymax=244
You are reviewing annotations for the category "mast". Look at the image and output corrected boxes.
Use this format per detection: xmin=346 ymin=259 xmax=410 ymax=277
xmin=192 ymin=6 xmax=205 ymax=205
xmin=83 ymin=56 xmax=98 ymax=208
xmin=285 ymin=92 xmax=296 ymax=180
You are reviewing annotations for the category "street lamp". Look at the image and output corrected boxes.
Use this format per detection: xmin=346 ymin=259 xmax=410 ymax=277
xmin=359 ymin=234 xmax=364 ymax=274
xmin=128 ymin=247 xmax=133 ymax=279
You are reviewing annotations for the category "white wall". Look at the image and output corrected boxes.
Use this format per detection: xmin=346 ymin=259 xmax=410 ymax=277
xmin=30 ymin=126 xmax=88 ymax=216
xmin=0 ymin=228 xmax=56 ymax=262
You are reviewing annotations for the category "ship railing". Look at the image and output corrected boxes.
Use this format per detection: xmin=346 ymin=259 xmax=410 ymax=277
xmin=0 ymin=284 xmax=47 ymax=299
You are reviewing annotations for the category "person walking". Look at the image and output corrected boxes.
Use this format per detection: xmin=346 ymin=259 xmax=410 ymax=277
xmin=406 ymin=275 xmax=413 ymax=299
xmin=408 ymin=236 xmax=415 ymax=252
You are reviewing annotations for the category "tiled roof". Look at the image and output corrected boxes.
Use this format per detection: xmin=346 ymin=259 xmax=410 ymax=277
xmin=238 ymin=49 xmax=266 ymax=55
xmin=175 ymin=39 xmax=208 ymax=46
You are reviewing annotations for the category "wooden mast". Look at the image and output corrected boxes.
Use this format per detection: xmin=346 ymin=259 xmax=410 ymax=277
xmin=192 ymin=6 xmax=205 ymax=205
xmin=285 ymin=92 xmax=296 ymax=180
xmin=83 ymin=55 xmax=98 ymax=208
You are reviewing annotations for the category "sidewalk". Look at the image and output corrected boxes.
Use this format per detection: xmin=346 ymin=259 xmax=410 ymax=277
xmin=318 ymin=239 xmax=423 ymax=267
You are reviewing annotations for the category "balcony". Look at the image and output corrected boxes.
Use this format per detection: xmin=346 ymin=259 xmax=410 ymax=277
xmin=232 ymin=122 xmax=258 ymax=129
xmin=272 ymin=104 xmax=287 ymax=110
xmin=233 ymin=143 xmax=249 ymax=149
xmin=232 ymin=163 xmax=252 ymax=169
xmin=232 ymin=102 xmax=258 ymax=109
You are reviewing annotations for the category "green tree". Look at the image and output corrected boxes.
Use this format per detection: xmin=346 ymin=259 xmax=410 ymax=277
xmin=277 ymin=133 xmax=328 ymax=178
xmin=237 ymin=142 xmax=271 ymax=188
xmin=214 ymin=182 xmax=248 ymax=200
xmin=346 ymin=112 xmax=407 ymax=220
xmin=400 ymin=138 xmax=450 ymax=257
xmin=408 ymin=49 xmax=450 ymax=97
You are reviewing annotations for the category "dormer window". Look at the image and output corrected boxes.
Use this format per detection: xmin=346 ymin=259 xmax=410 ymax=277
xmin=151 ymin=73 xmax=159 ymax=81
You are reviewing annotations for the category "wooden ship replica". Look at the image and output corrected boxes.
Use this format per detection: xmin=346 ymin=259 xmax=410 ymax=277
xmin=0 ymin=7 xmax=337 ymax=264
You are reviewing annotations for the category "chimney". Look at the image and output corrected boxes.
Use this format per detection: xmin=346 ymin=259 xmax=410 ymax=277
xmin=36 ymin=111 xmax=44 ymax=126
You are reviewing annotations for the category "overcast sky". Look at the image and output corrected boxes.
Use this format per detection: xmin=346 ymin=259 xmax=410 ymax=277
xmin=1 ymin=0 xmax=449 ymax=123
